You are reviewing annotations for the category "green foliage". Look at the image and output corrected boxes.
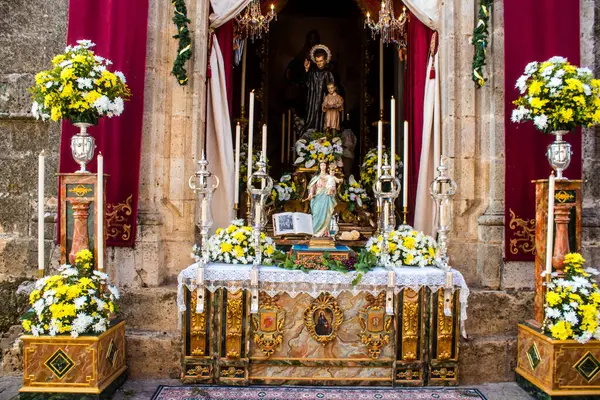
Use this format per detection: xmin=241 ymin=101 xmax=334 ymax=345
xmin=171 ymin=0 xmax=192 ymax=85
xmin=471 ymin=0 xmax=492 ymax=88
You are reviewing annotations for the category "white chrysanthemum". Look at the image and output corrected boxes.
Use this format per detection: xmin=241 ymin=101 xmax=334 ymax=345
xmin=577 ymin=67 xmax=593 ymax=76
xmin=524 ymin=62 xmax=539 ymax=75
xmin=108 ymin=285 xmax=120 ymax=299
xmin=533 ymin=114 xmax=548 ymax=130
xmin=548 ymin=56 xmax=567 ymax=64
xmin=114 ymin=71 xmax=126 ymax=83
xmin=94 ymin=297 xmax=106 ymax=312
xmin=576 ymin=331 xmax=593 ymax=344
xmin=110 ymin=97 xmax=124 ymax=116
xmin=74 ymin=296 xmax=87 ymax=310
xmin=545 ymin=307 xmax=561 ymax=319
xmin=92 ymin=319 xmax=107 ymax=333
xmin=541 ymin=65 xmax=554 ymax=78
xmin=33 ymin=298 xmax=45 ymax=315
xmin=547 ymin=77 xmax=562 ymax=88
xmin=93 ymin=95 xmax=111 ymax=113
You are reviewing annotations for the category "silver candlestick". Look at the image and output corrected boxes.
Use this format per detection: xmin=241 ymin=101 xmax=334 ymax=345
xmin=373 ymin=154 xmax=401 ymax=269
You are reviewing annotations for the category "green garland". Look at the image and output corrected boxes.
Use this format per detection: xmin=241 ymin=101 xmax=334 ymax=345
xmin=171 ymin=0 xmax=192 ymax=85
xmin=471 ymin=0 xmax=492 ymax=88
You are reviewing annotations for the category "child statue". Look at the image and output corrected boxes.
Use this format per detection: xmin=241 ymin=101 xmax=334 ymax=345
xmin=322 ymin=82 xmax=344 ymax=132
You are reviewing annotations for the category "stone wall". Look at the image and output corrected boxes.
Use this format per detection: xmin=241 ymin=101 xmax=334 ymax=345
xmin=1 ymin=0 xmax=600 ymax=385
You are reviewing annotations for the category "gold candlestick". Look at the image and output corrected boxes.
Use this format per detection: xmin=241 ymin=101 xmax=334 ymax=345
xmin=402 ymin=206 xmax=408 ymax=225
xmin=233 ymin=203 xmax=239 ymax=219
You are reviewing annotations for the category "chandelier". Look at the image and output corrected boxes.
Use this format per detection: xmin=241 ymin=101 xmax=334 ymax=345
xmin=236 ymin=0 xmax=276 ymax=42
xmin=365 ymin=1 xmax=408 ymax=44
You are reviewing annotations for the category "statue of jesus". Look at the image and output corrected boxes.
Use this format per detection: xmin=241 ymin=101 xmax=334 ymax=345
xmin=303 ymin=45 xmax=335 ymax=132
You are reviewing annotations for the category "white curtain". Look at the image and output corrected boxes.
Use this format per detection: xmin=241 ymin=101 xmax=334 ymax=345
xmin=403 ymin=0 xmax=439 ymax=30
xmin=206 ymin=0 xmax=250 ymax=230
xmin=413 ymin=51 xmax=440 ymax=236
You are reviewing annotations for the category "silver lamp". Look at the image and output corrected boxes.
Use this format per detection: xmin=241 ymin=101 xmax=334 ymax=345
xmin=188 ymin=151 xmax=220 ymax=313
xmin=373 ymin=154 xmax=401 ymax=269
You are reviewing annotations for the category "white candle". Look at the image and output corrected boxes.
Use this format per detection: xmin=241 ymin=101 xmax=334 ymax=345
xmin=97 ymin=153 xmax=104 ymax=271
xmin=240 ymin=39 xmax=247 ymax=109
xmin=390 ymin=97 xmax=396 ymax=177
xmin=403 ymin=120 xmax=409 ymax=207
xmin=247 ymin=90 xmax=255 ymax=182
xmin=379 ymin=38 xmax=384 ymax=112
xmin=377 ymin=120 xmax=383 ymax=178
xmin=545 ymin=173 xmax=556 ymax=275
xmin=38 ymin=150 xmax=44 ymax=274
xmin=383 ymin=201 xmax=389 ymax=229
xmin=262 ymin=124 xmax=267 ymax=160
xmin=201 ymin=197 xmax=209 ymax=223
xmin=281 ymin=114 xmax=285 ymax=163
xmin=234 ymin=123 xmax=241 ymax=205
xmin=439 ymin=203 xmax=448 ymax=228
xmin=255 ymin=206 xmax=262 ymax=227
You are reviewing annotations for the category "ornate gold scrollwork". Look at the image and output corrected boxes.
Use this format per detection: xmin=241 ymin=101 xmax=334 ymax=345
xmin=106 ymin=194 xmax=133 ymax=241
xmin=555 ymin=190 xmax=575 ymax=203
xmin=401 ymin=289 xmax=420 ymax=361
xmin=186 ymin=364 xmax=211 ymax=379
xmin=225 ymin=291 xmax=243 ymax=359
xmin=508 ymin=208 xmax=536 ymax=255
xmin=251 ymin=293 xmax=285 ymax=358
xmin=220 ymin=366 xmax=245 ymax=379
xmin=431 ymin=366 xmax=456 ymax=380
xmin=358 ymin=292 xmax=392 ymax=359
xmin=436 ymin=291 xmax=454 ymax=361
xmin=189 ymin=290 xmax=206 ymax=357
xmin=68 ymin=184 xmax=93 ymax=197
xmin=396 ymin=369 xmax=420 ymax=381
xmin=303 ymin=293 xmax=344 ymax=345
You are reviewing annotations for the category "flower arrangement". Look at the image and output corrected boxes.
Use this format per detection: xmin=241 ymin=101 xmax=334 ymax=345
xmin=204 ymin=220 xmax=279 ymax=264
xmin=543 ymin=253 xmax=600 ymax=343
xmin=294 ymin=132 xmax=343 ymax=169
xmin=21 ymin=249 xmax=119 ymax=338
xmin=360 ymin=148 xmax=402 ymax=190
xmin=29 ymin=40 xmax=130 ymax=124
xmin=511 ymin=56 xmax=600 ymax=132
xmin=365 ymin=227 xmax=437 ymax=267
xmin=339 ymin=175 xmax=371 ymax=211
xmin=270 ymin=174 xmax=299 ymax=206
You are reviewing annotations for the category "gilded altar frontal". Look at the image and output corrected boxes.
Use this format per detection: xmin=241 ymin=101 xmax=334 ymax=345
xmin=1 ymin=0 xmax=600 ymax=399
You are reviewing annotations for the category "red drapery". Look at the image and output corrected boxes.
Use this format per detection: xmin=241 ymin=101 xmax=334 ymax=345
xmin=504 ymin=0 xmax=582 ymax=261
xmin=215 ymin=20 xmax=234 ymax=115
xmin=59 ymin=0 xmax=149 ymax=246
xmin=404 ymin=13 xmax=434 ymax=226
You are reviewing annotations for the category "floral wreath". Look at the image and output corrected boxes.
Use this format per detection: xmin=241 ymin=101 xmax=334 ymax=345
xmin=310 ymin=44 xmax=332 ymax=64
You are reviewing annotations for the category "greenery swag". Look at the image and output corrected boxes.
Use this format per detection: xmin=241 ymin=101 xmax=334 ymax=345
xmin=171 ymin=0 xmax=192 ymax=85
xmin=471 ymin=0 xmax=492 ymax=88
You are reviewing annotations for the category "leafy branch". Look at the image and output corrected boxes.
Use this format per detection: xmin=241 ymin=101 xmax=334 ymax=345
xmin=471 ymin=0 xmax=493 ymax=88
xmin=171 ymin=0 xmax=192 ymax=85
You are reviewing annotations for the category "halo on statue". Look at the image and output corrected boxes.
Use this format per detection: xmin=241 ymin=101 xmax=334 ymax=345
xmin=309 ymin=44 xmax=332 ymax=64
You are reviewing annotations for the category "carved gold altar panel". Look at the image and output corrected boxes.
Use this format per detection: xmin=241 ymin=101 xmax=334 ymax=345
xmin=516 ymin=323 xmax=600 ymax=397
xmin=20 ymin=321 xmax=126 ymax=394
xmin=182 ymin=285 xmax=462 ymax=386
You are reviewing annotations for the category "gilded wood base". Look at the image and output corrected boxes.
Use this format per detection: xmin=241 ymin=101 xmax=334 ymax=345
xmin=20 ymin=321 xmax=126 ymax=394
xmin=516 ymin=323 xmax=600 ymax=396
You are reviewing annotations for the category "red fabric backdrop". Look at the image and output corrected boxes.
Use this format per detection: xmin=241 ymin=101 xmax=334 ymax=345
xmin=504 ymin=0 xmax=582 ymax=261
xmin=216 ymin=20 xmax=234 ymax=115
xmin=60 ymin=0 xmax=149 ymax=246
xmin=404 ymin=13 xmax=434 ymax=226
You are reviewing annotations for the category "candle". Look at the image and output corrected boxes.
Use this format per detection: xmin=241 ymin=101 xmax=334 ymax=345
xmin=403 ymin=120 xmax=409 ymax=207
xmin=390 ymin=97 xmax=396 ymax=177
xmin=377 ymin=120 xmax=383 ymax=178
xmin=262 ymin=124 xmax=267 ymax=160
xmin=287 ymin=110 xmax=292 ymax=162
xmin=254 ymin=206 xmax=262 ymax=227
xmin=281 ymin=114 xmax=285 ymax=163
xmin=379 ymin=39 xmax=384 ymax=112
xmin=439 ymin=202 xmax=449 ymax=228
xmin=38 ymin=150 xmax=44 ymax=275
xmin=383 ymin=201 xmax=389 ymax=229
xmin=247 ymin=91 xmax=255 ymax=182
xmin=97 ymin=153 xmax=104 ymax=271
xmin=201 ymin=197 xmax=209 ymax=223
xmin=545 ymin=173 xmax=556 ymax=275
xmin=240 ymin=39 xmax=247 ymax=109
xmin=234 ymin=123 xmax=241 ymax=205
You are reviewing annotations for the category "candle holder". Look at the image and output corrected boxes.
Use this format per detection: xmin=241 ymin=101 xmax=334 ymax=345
xmin=247 ymin=152 xmax=274 ymax=268
xmin=373 ymin=154 xmax=401 ymax=269
xmin=429 ymin=156 xmax=457 ymax=272
xmin=188 ymin=151 xmax=220 ymax=313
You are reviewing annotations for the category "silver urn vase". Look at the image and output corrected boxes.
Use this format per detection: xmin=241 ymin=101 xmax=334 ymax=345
xmin=546 ymin=130 xmax=572 ymax=180
xmin=71 ymin=122 xmax=96 ymax=173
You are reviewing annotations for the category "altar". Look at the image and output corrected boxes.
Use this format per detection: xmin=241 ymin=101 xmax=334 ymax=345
xmin=177 ymin=263 xmax=469 ymax=386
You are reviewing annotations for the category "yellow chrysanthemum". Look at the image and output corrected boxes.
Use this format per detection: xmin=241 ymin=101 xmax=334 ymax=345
xmin=233 ymin=245 xmax=244 ymax=258
xmin=403 ymin=237 xmax=416 ymax=249
xmin=528 ymin=80 xmax=543 ymax=96
xmin=220 ymin=242 xmax=233 ymax=253
xmin=550 ymin=321 xmax=573 ymax=340
xmin=546 ymin=291 xmax=561 ymax=307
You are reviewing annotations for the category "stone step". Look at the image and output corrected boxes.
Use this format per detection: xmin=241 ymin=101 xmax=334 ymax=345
xmin=459 ymin=335 xmax=517 ymax=385
xmin=126 ymin=329 xmax=182 ymax=379
xmin=119 ymin=285 xmax=180 ymax=332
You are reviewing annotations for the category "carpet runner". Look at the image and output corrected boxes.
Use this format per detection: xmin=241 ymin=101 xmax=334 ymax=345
xmin=151 ymin=385 xmax=487 ymax=400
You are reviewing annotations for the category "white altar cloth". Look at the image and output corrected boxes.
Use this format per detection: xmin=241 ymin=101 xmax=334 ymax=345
xmin=177 ymin=263 xmax=470 ymax=332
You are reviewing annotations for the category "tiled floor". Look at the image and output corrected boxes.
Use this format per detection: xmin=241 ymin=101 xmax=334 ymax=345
xmin=0 ymin=376 xmax=533 ymax=400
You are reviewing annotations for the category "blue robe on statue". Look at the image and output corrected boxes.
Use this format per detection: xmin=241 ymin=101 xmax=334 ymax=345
xmin=309 ymin=174 xmax=337 ymax=237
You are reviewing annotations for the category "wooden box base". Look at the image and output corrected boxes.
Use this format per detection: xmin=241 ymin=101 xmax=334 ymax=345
xmin=516 ymin=323 xmax=600 ymax=397
xmin=20 ymin=321 xmax=127 ymax=395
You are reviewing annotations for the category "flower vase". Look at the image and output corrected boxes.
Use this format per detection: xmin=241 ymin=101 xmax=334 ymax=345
xmin=546 ymin=130 xmax=572 ymax=180
xmin=71 ymin=122 xmax=97 ymax=173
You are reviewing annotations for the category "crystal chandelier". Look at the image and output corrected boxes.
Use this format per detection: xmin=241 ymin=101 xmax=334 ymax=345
xmin=365 ymin=1 xmax=408 ymax=44
xmin=236 ymin=0 xmax=276 ymax=42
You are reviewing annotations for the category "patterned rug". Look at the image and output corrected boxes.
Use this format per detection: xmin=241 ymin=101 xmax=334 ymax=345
xmin=151 ymin=385 xmax=487 ymax=400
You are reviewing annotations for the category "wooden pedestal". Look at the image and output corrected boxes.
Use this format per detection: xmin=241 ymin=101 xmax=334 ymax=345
xmin=516 ymin=323 xmax=600 ymax=397
xmin=20 ymin=321 xmax=126 ymax=396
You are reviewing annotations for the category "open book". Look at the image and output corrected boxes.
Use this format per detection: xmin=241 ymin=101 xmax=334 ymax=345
xmin=272 ymin=212 xmax=314 ymax=236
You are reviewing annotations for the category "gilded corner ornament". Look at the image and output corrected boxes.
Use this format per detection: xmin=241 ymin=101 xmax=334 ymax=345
xmin=359 ymin=292 xmax=393 ymax=359
xmin=106 ymin=194 xmax=133 ymax=241
xmin=251 ymin=293 xmax=285 ymax=358
xmin=508 ymin=208 xmax=536 ymax=255
xmin=303 ymin=293 xmax=344 ymax=345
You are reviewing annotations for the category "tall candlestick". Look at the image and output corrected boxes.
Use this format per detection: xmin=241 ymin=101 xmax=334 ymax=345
xmin=262 ymin=124 xmax=267 ymax=160
xmin=234 ymin=123 xmax=241 ymax=205
xmin=38 ymin=150 xmax=44 ymax=275
xmin=240 ymin=39 xmax=247 ymax=108
xmin=281 ymin=114 xmax=285 ymax=163
xmin=403 ymin=120 xmax=409 ymax=207
xmin=377 ymin=120 xmax=383 ymax=178
xmin=545 ymin=173 xmax=556 ymax=275
xmin=287 ymin=110 xmax=292 ymax=162
xmin=390 ymin=97 xmax=396 ymax=177
xmin=247 ymin=90 xmax=255 ymax=183
xmin=97 ymin=153 xmax=104 ymax=271
xmin=379 ymin=39 xmax=384 ymax=113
